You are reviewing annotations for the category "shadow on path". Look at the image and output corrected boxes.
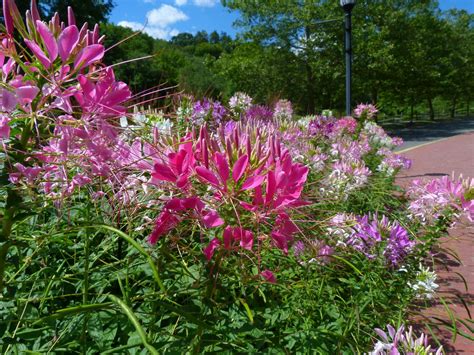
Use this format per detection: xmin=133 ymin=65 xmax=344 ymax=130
xmin=383 ymin=117 xmax=474 ymax=151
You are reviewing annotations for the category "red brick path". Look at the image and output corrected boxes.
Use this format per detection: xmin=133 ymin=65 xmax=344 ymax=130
xmin=397 ymin=132 xmax=474 ymax=353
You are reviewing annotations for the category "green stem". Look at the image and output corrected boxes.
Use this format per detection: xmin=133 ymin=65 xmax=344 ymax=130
xmin=0 ymin=204 xmax=15 ymax=242
xmin=0 ymin=117 xmax=34 ymax=291
xmin=0 ymin=188 xmax=19 ymax=292
xmin=0 ymin=241 xmax=12 ymax=292
xmin=81 ymin=227 xmax=91 ymax=354
xmin=108 ymin=294 xmax=159 ymax=355
xmin=19 ymin=124 xmax=31 ymax=149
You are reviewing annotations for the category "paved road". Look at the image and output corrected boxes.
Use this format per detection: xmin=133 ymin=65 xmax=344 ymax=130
xmin=396 ymin=132 xmax=474 ymax=354
xmin=383 ymin=117 xmax=474 ymax=151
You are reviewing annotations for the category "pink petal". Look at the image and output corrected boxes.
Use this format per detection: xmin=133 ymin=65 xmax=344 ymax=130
xmin=74 ymin=44 xmax=104 ymax=70
xmin=237 ymin=229 xmax=254 ymax=250
xmin=165 ymin=198 xmax=185 ymax=211
xmin=102 ymin=82 xmax=131 ymax=106
xmin=271 ymin=231 xmax=289 ymax=254
xmin=30 ymin=0 xmax=41 ymax=22
xmin=25 ymin=39 xmax=51 ymax=68
xmin=0 ymin=88 xmax=17 ymax=112
xmin=36 ymin=20 xmax=58 ymax=62
xmin=374 ymin=328 xmax=388 ymax=342
xmin=239 ymin=201 xmax=257 ymax=212
xmin=67 ymin=6 xmax=76 ymax=26
xmin=265 ymin=170 xmax=276 ymax=204
xmin=92 ymin=24 xmax=100 ymax=44
xmin=3 ymin=0 xmax=14 ymax=35
xmin=0 ymin=115 xmax=11 ymax=139
xmin=232 ymin=154 xmax=248 ymax=182
xmin=242 ymin=174 xmax=265 ymax=191
xmin=152 ymin=163 xmax=176 ymax=182
xmin=182 ymin=197 xmax=204 ymax=211
xmin=148 ymin=211 xmax=179 ymax=245
xmin=16 ymin=85 xmax=39 ymax=104
xmin=176 ymin=175 xmax=189 ymax=189
xmin=203 ymin=238 xmax=221 ymax=261
xmin=3 ymin=57 xmax=15 ymax=76
xmin=195 ymin=166 xmax=220 ymax=187
xmin=293 ymin=165 xmax=309 ymax=187
xmin=202 ymin=210 xmax=224 ymax=228
xmin=260 ymin=270 xmax=276 ymax=283
xmin=253 ymin=185 xmax=264 ymax=205
xmin=58 ymin=25 xmax=79 ymax=62
xmin=214 ymin=152 xmax=229 ymax=183
xmin=387 ymin=325 xmax=396 ymax=338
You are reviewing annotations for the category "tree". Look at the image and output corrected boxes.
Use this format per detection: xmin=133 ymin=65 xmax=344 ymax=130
xmin=222 ymin=0 xmax=341 ymax=113
xmin=101 ymin=24 xmax=161 ymax=92
xmin=215 ymin=42 xmax=302 ymax=105
xmin=170 ymin=32 xmax=195 ymax=47
xmin=1 ymin=0 xmax=113 ymax=26
xmin=41 ymin=0 xmax=114 ymax=25
xmin=178 ymin=56 xmax=228 ymax=98
xmin=209 ymin=30 xmax=220 ymax=44
xmin=440 ymin=10 xmax=474 ymax=117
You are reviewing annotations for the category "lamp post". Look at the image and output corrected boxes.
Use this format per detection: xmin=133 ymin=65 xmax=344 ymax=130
xmin=340 ymin=0 xmax=355 ymax=116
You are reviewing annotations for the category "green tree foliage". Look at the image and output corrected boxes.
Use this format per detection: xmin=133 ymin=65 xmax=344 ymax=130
xmin=215 ymin=43 xmax=303 ymax=105
xmin=440 ymin=10 xmax=474 ymax=117
xmin=41 ymin=0 xmax=114 ymax=25
xmin=100 ymin=24 xmax=163 ymax=92
xmin=1 ymin=0 xmax=114 ymax=26
xmin=222 ymin=0 xmax=474 ymax=118
xmin=222 ymin=0 xmax=339 ymax=113
xmin=99 ymin=25 xmax=236 ymax=101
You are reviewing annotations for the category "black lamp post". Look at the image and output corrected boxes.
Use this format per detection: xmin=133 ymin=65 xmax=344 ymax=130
xmin=340 ymin=0 xmax=355 ymax=116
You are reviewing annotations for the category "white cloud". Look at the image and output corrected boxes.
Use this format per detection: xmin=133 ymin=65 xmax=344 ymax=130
xmin=193 ymin=0 xmax=217 ymax=7
xmin=117 ymin=20 xmax=144 ymax=32
xmin=117 ymin=5 xmax=187 ymax=40
xmin=169 ymin=29 xmax=180 ymax=37
xmin=175 ymin=0 xmax=187 ymax=6
xmin=143 ymin=0 xmax=155 ymax=3
xmin=147 ymin=5 xmax=188 ymax=28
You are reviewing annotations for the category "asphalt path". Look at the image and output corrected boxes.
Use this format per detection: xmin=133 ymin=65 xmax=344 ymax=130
xmin=383 ymin=117 xmax=474 ymax=151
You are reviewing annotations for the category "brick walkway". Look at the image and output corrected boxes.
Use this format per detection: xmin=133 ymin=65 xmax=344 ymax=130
xmin=396 ymin=132 xmax=474 ymax=353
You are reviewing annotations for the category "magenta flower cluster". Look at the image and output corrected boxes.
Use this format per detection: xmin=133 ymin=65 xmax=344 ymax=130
xmin=149 ymin=122 xmax=308 ymax=280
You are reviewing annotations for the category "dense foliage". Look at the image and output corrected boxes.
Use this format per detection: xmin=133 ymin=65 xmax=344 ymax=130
xmin=0 ymin=1 xmax=473 ymax=353
xmin=97 ymin=1 xmax=474 ymax=120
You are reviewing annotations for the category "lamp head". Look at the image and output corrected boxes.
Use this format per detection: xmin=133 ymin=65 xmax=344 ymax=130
xmin=340 ymin=0 xmax=356 ymax=12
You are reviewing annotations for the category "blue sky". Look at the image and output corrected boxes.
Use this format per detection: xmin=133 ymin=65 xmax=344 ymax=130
xmin=110 ymin=0 xmax=474 ymax=40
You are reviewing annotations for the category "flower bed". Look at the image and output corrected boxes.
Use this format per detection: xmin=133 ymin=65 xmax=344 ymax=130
xmin=0 ymin=2 xmax=473 ymax=353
